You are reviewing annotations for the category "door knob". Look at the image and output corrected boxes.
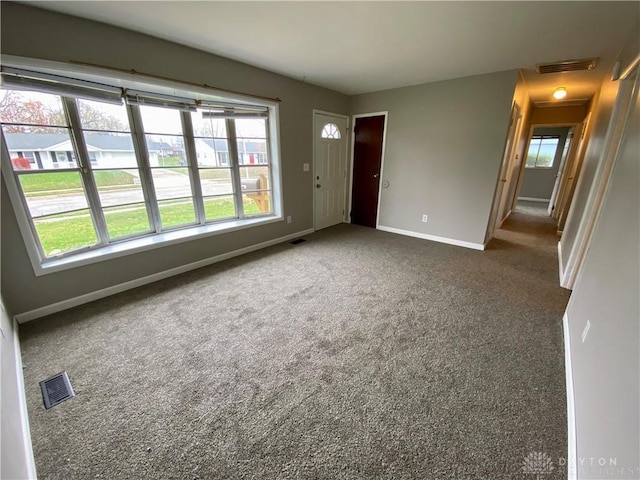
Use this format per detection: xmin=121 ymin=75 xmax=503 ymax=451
xmin=373 ymin=174 xmax=379 ymax=178
xmin=316 ymin=184 xmax=321 ymax=188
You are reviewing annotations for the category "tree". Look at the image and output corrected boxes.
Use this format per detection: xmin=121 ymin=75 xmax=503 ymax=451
xmin=0 ymin=90 xmax=126 ymax=132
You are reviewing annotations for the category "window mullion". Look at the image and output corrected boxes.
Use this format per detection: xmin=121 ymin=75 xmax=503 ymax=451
xmin=226 ymin=118 xmax=244 ymax=218
xmin=62 ymin=97 xmax=109 ymax=246
xmin=127 ymin=104 xmax=162 ymax=233
xmin=181 ymin=111 xmax=205 ymax=224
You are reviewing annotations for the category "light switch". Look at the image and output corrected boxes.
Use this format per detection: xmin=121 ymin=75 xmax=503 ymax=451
xmin=303 ymin=163 xmax=310 ymax=172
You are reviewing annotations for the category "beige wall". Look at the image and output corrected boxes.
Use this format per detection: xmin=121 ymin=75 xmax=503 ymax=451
xmin=0 ymin=2 xmax=349 ymax=315
xmin=565 ymin=70 xmax=639 ymax=478
xmin=531 ymin=104 xmax=590 ymax=125
xmin=350 ymin=70 xmax=518 ymax=246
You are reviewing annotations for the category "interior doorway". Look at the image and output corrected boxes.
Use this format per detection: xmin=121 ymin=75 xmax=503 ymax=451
xmin=349 ymin=113 xmax=386 ymax=228
xmin=313 ymin=111 xmax=348 ymax=230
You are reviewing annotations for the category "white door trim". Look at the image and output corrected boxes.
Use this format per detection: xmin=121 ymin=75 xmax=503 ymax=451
xmin=312 ymin=110 xmax=350 ymax=231
xmin=348 ymin=111 xmax=389 ymax=228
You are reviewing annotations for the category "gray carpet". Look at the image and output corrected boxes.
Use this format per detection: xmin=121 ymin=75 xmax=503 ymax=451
xmin=19 ymin=209 xmax=570 ymax=480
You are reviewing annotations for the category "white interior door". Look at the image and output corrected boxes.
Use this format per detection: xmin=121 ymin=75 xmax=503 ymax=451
xmin=497 ymin=106 xmax=523 ymax=225
xmin=548 ymin=126 xmax=575 ymax=216
xmin=314 ymin=113 xmax=348 ymax=230
xmin=486 ymin=103 xmax=520 ymax=241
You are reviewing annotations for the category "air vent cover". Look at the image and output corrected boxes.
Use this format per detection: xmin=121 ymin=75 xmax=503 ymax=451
xmin=536 ymin=58 xmax=598 ymax=74
xmin=40 ymin=372 xmax=75 ymax=409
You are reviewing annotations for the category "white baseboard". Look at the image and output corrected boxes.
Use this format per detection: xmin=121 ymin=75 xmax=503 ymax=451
xmin=518 ymin=196 xmax=550 ymax=203
xmin=558 ymin=241 xmax=564 ymax=286
xmin=563 ymin=312 xmax=578 ymax=480
xmin=15 ymin=228 xmax=314 ymax=324
xmin=377 ymin=225 xmax=485 ymax=251
xmin=13 ymin=318 xmax=37 ymax=479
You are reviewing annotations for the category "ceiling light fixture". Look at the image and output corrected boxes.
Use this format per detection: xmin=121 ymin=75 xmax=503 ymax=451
xmin=553 ymin=87 xmax=568 ymax=100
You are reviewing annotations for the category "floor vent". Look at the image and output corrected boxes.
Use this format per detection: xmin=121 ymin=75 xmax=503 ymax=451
xmin=536 ymin=58 xmax=598 ymax=74
xmin=40 ymin=372 xmax=75 ymax=409
xmin=290 ymin=238 xmax=306 ymax=245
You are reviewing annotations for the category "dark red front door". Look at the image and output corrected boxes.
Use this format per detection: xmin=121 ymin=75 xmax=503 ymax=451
xmin=351 ymin=115 xmax=385 ymax=227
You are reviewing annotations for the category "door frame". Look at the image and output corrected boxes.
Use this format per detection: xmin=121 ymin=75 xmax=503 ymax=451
xmin=510 ymin=121 xmax=580 ymax=214
xmin=486 ymin=101 xmax=522 ymax=242
xmin=312 ymin=109 xmax=350 ymax=231
xmin=348 ymin=111 xmax=389 ymax=228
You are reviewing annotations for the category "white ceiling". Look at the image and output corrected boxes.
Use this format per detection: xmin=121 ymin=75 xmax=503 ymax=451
xmin=25 ymin=1 xmax=640 ymax=100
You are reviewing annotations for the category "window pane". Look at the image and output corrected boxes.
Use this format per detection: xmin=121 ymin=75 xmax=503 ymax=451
xmin=158 ymin=198 xmax=196 ymax=229
xmin=151 ymin=168 xmax=193 ymax=200
xmin=4 ymin=126 xmax=77 ymax=170
xmin=536 ymin=138 xmax=559 ymax=168
xmin=242 ymin=191 xmax=271 ymax=215
xmin=237 ymin=139 xmax=268 ymax=165
xmin=526 ymin=138 xmax=541 ymax=168
xmin=203 ymin=195 xmax=236 ymax=221
xmin=77 ymin=99 xmax=130 ymax=132
xmin=199 ymin=168 xmax=233 ymax=196
xmin=146 ymin=134 xmax=187 ymax=167
xmin=18 ymin=172 xmax=89 ymax=217
xmin=0 ymin=90 xmax=66 ymax=127
xmin=239 ymin=166 xmax=270 ymax=191
xmin=93 ymin=169 xmax=145 ymax=207
xmin=140 ymin=106 xmax=183 ymax=135
xmin=103 ymin=203 xmax=151 ymax=240
xmin=235 ymin=118 xmax=266 ymax=138
xmin=191 ymin=110 xmax=227 ymax=138
xmin=194 ymin=138 xmax=229 ymax=166
xmin=84 ymin=132 xmax=138 ymax=169
xmin=34 ymin=209 xmax=97 ymax=257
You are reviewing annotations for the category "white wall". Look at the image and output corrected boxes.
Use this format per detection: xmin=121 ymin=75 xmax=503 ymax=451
xmin=564 ymin=67 xmax=639 ymax=478
xmin=0 ymin=300 xmax=36 ymax=479
xmin=350 ymin=70 xmax=518 ymax=247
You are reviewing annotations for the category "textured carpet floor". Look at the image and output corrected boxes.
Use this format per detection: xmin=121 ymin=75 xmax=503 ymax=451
xmin=20 ymin=208 xmax=571 ymax=480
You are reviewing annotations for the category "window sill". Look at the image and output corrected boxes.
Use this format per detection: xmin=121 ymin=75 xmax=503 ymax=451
xmin=36 ymin=215 xmax=282 ymax=276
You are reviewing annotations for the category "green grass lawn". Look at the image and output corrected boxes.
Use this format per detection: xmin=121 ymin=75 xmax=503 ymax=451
xmin=35 ymin=197 xmax=262 ymax=256
xmin=20 ymin=170 xmax=134 ymax=193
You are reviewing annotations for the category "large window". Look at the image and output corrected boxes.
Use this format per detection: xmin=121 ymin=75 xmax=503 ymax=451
xmin=1 ymin=67 xmax=279 ymax=268
xmin=526 ymin=135 xmax=560 ymax=168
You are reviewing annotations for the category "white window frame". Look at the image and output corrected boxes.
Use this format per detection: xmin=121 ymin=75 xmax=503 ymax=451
xmin=1 ymin=55 xmax=283 ymax=276
xmin=525 ymin=134 xmax=560 ymax=169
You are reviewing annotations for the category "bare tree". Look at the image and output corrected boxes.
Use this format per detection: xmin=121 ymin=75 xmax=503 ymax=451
xmin=0 ymin=90 xmax=126 ymax=132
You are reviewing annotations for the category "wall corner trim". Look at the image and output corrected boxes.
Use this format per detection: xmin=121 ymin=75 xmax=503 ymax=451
xmin=14 ymin=228 xmax=315 ymax=324
xmin=377 ymin=225 xmax=485 ymax=251
xmin=558 ymin=241 xmax=565 ymax=286
xmin=12 ymin=317 xmax=38 ymax=479
xmin=563 ymin=312 xmax=578 ymax=480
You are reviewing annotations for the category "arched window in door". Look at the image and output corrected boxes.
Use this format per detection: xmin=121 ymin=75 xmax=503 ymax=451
xmin=321 ymin=123 xmax=341 ymax=139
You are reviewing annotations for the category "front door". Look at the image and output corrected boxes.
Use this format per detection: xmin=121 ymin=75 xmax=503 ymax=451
xmin=351 ymin=115 xmax=385 ymax=228
xmin=314 ymin=113 xmax=348 ymax=230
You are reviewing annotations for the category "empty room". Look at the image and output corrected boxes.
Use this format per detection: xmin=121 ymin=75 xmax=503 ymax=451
xmin=1 ymin=2 xmax=638 ymax=479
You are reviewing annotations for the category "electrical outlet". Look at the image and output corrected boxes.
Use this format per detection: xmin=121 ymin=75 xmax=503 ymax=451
xmin=303 ymin=163 xmax=310 ymax=172
xmin=581 ymin=320 xmax=591 ymax=343
xmin=422 ymin=214 xmax=429 ymax=223
xmin=287 ymin=216 xmax=292 ymax=224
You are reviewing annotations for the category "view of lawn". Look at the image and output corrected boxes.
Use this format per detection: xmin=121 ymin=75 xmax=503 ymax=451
xmin=20 ymin=171 xmax=134 ymax=193
xmin=35 ymin=197 xmax=262 ymax=256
